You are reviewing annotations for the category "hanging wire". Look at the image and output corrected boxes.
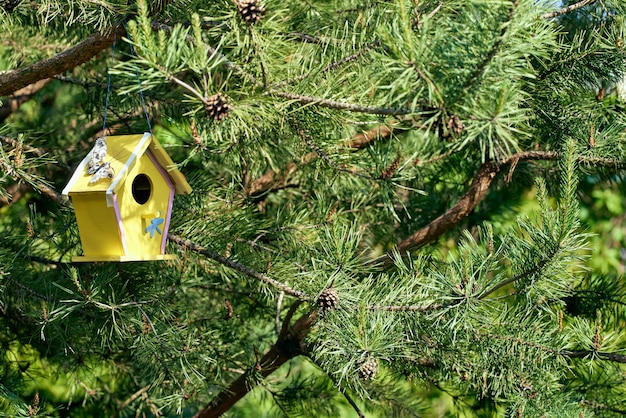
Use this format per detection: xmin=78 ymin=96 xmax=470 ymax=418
xmin=101 ymin=23 xmax=152 ymax=135
xmin=101 ymin=26 xmax=118 ymax=138
xmin=125 ymin=22 xmax=153 ymax=134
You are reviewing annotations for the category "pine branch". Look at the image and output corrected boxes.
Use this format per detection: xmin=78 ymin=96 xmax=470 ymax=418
xmin=478 ymin=244 xmax=559 ymax=300
xmin=1 ymin=270 xmax=53 ymax=303
xmin=561 ymin=350 xmax=626 ymax=363
xmin=231 ymin=236 xmax=306 ymax=271
xmin=154 ymin=64 xmax=210 ymax=105
xmin=271 ymin=39 xmax=382 ymax=89
xmin=193 ymin=311 xmax=317 ymax=418
xmin=338 ymin=388 xmax=364 ymax=418
xmin=0 ymin=135 xmax=47 ymax=158
xmin=1 ymin=270 xmax=101 ymax=321
xmin=486 ymin=333 xmax=626 ymax=365
xmin=581 ymin=400 xmax=626 ymax=415
xmin=365 ymin=303 xmax=443 ymax=312
xmin=0 ymin=151 xmax=68 ymax=206
xmin=287 ymin=32 xmax=324 ymax=45
xmin=269 ymin=91 xmax=412 ymax=115
xmin=459 ymin=0 xmax=519 ymax=97
xmin=312 ymin=357 xmax=365 ymax=418
xmin=167 ymin=234 xmax=309 ymax=299
xmin=149 ymin=20 xmax=251 ymax=82
xmin=116 ymin=384 xmax=154 ymax=415
xmin=27 ymin=256 xmax=64 ymax=266
xmin=541 ymin=0 xmax=598 ymax=20
xmin=301 ymin=132 xmax=376 ymax=180
xmin=248 ymin=119 xmax=405 ymax=197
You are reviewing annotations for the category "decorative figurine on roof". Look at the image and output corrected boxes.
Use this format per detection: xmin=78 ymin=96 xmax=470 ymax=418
xmin=62 ymin=133 xmax=192 ymax=262
xmin=85 ymin=137 xmax=115 ymax=183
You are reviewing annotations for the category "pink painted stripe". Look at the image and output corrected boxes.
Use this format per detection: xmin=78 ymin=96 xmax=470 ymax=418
xmin=161 ymin=188 xmax=175 ymax=253
xmin=146 ymin=150 xmax=175 ymax=253
xmin=112 ymin=194 xmax=127 ymax=255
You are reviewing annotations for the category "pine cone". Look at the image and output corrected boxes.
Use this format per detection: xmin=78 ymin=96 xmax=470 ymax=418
xmin=1 ymin=0 xmax=21 ymax=13
xmin=446 ymin=114 xmax=465 ymax=136
xmin=237 ymin=0 xmax=265 ymax=25
xmin=317 ymin=288 xmax=339 ymax=311
xmin=357 ymin=356 xmax=379 ymax=380
xmin=205 ymin=93 xmax=231 ymax=121
xmin=381 ymin=155 xmax=401 ymax=179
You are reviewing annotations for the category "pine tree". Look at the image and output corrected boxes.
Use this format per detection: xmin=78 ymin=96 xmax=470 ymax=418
xmin=1 ymin=0 xmax=626 ymax=416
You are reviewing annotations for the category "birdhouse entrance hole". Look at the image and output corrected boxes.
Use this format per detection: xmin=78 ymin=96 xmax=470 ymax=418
xmin=132 ymin=174 xmax=152 ymax=204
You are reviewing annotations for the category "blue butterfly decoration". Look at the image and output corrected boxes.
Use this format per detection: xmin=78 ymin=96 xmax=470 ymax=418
xmin=145 ymin=215 xmax=165 ymax=238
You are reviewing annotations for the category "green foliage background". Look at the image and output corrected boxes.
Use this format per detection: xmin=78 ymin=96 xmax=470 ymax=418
xmin=1 ymin=0 xmax=626 ymax=417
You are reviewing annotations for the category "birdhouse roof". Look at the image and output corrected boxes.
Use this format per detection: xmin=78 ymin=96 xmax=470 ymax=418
xmin=62 ymin=133 xmax=192 ymax=198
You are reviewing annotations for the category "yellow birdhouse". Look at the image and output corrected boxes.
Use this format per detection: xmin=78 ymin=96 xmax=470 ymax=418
xmin=62 ymin=133 xmax=192 ymax=262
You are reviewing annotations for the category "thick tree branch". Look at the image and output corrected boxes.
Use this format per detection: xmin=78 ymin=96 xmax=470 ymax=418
xmin=343 ymin=121 xmax=399 ymax=150
xmin=194 ymin=311 xmax=317 ymax=418
xmin=0 ymin=1 xmax=175 ymax=97
xmin=395 ymin=161 xmax=500 ymax=255
xmin=389 ymin=151 xmax=623 ymax=257
xmin=248 ymin=161 xmax=301 ymax=196
xmin=0 ymin=29 xmax=121 ymax=97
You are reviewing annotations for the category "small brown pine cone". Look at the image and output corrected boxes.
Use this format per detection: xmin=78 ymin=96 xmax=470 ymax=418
xmin=317 ymin=288 xmax=339 ymax=311
xmin=381 ymin=155 xmax=401 ymax=179
xmin=205 ymin=93 xmax=231 ymax=121
xmin=357 ymin=356 xmax=379 ymax=380
xmin=224 ymin=300 xmax=233 ymax=320
xmin=237 ymin=0 xmax=265 ymax=25
xmin=1 ymin=0 xmax=21 ymax=13
xmin=446 ymin=114 xmax=465 ymax=136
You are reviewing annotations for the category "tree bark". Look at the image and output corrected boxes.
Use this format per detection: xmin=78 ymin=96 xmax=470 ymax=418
xmin=396 ymin=161 xmax=500 ymax=254
xmin=0 ymin=30 xmax=121 ymax=97
xmin=0 ymin=0 xmax=177 ymax=97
